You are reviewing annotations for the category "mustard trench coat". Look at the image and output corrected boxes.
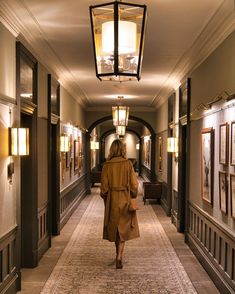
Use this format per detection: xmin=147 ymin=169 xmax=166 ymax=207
xmin=100 ymin=157 xmax=140 ymax=242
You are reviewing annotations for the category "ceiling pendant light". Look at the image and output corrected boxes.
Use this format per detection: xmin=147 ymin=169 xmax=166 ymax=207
xmin=89 ymin=1 xmax=147 ymax=82
xmin=112 ymin=96 xmax=129 ymax=126
xmin=116 ymin=125 xmax=126 ymax=136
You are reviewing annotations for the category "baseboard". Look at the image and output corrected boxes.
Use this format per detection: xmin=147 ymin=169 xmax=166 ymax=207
xmin=187 ymin=233 xmax=235 ymax=294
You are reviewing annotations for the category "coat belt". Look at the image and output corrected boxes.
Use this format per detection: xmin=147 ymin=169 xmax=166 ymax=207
xmin=110 ymin=186 xmax=128 ymax=191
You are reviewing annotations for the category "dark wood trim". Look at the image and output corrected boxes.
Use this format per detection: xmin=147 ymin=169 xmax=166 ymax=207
xmin=0 ymin=227 xmax=20 ymax=293
xmin=160 ymin=181 xmax=171 ymax=216
xmin=187 ymin=203 xmax=235 ymax=293
xmin=60 ymin=174 xmax=88 ymax=230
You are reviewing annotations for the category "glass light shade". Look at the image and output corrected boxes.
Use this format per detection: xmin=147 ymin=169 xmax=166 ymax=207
xmin=167 ymin=137 xmax=178 ymax=153
xmin=90 ymin=141 xmax=95 ymax=150
xmin=10 ymin=128 xmax=29 ymax=156
xmin=116 ymin=125 xmax=126 ymax=136
xmin=112 ymin=106 xmax=129 ymax=126
xmin=60 ymin=135 xmax=69 ymax=152
xmin=136 ymin=143 xmax=140 ymax=150
xmin=90 ymin=1 xmax=147 ymax=81
xmin=102 ymin=21 xmax=136 ymax=54
xmin=95 ymin=142 xmax=99 ymax=150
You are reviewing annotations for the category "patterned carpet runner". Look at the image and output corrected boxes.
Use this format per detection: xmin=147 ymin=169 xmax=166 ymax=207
xmin=41 ymin=188 xmax=196 ymax=294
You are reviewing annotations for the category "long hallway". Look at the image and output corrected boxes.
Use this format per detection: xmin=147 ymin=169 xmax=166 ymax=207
xmin=19 ymin=187 xmax=219 ymax=294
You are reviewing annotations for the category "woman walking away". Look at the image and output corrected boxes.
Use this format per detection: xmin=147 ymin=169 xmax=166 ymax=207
xmin=100 ymin=139 xmax=140 ymax=269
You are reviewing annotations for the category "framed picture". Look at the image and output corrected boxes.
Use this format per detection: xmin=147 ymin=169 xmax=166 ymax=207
xmin=74 ymin=140 xmax=79 ymax=172
xmin=219 ymin=171 xmax=228 ymax=214
xmin=201 ymin=128 xmax=214 ymax=205
xmin=230 ymin=174 xmax=235 ymax=218
xmin=158 ymin=137 xmax=162 ymax=172
xmin=219 ymin=123 xmax=229 ymax=165
xmin=231 ymin=122 xmax=235 ymax=166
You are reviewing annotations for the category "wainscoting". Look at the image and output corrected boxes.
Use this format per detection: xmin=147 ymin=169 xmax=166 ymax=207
xmin=0 ymin=227 xmax=19 ymax=293
xmin=160 ymin=182 xmax=171 ymax=216
xmin=38 ymin=202 xmax=50 ymax=260
xmin=171 ymin=189 xmax=178 ymax=227
xmin=60 ymin=174 xmax=88 ymax=230
xmin=188 ymin=203 xmax=235 ymax=293
xmin=140 ymin=165 xmax=151 ymax=182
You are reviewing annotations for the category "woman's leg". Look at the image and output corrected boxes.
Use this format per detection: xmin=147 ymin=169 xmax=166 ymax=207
xmin=116 ymin=231 xmax=125 ymax=268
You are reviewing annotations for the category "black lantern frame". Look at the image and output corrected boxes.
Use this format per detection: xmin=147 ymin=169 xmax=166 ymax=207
xmin=89 ymin=1 xmax=147 ymax=82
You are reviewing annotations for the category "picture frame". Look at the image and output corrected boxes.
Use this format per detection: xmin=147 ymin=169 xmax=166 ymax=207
xmin=219 ymin=123 xmax=229 ymax=165
xmin=74 ymin=139 xmax=79 ymax=172
xmin=201 ymin=127 xmax=214 ymax=205
xmin=219 ymin=171 xmax=228 ymax=214
xmin=158 ymin=136 xmax=162 ymax=172
xmin=230 ymin=174 xmax=235 ymax=218
xmin=231 ymin=122 xmax=235 ymax=166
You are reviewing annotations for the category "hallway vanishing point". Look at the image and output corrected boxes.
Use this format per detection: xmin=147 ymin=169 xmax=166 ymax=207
xmin=19 ymin=185 xmax=219 ymax=294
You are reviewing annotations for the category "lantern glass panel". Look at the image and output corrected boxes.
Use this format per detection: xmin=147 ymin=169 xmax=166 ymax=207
xmin=118 ymin=4 xmax=144 ymax=76
xmin=91 ymin=4 xmax=115 ymax=76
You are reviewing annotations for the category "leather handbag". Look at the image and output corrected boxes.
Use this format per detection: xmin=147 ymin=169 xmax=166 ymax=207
xmin=129 ymin=198 xmax=139 ymax=212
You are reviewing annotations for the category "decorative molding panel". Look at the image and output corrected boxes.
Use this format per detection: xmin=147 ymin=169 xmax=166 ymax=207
xmin=38 ymin=202 xmax=49 ymax=260
xmin=60 ymin=174 xmax=88 ymax=230
xmin=0 ymin=227 xmax=19 ymax=293
xmin=188 ymin=203 xmax=235 ymax=293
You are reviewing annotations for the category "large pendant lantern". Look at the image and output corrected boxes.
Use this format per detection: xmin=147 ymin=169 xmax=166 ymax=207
xmin=89 ymin=1 xmax=147 ymax=82
xmin=116 ymin=125 xmax=126 ymax=136
xmin=112 ymin=105 xmax=129 ymax=126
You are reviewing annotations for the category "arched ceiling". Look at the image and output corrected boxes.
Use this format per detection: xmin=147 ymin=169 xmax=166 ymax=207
xmin=1 ymin=0 xmax=234 ymax=109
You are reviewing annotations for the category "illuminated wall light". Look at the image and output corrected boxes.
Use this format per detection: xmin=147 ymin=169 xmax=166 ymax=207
xmin=60 ymin=135 xmax=69 ymax=152
xmin=9 ymin=127 xmax=29 ymax=156
xmin=95 ymin=142 xmax=99 ymax=150
xmin=167 ymin=137 xmax=178 ymax=153
xmin=136 ymin=143 xmax=140 ymax=150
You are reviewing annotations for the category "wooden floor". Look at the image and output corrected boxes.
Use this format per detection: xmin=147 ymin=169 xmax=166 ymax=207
xmin=18 ymin=187 xmax=219 ymax=294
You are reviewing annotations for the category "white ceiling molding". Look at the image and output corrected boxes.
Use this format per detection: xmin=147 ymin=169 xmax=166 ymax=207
xmin=86 ymin=106 xmax=156 ymax=112
xmin=0 ymin=0 xmax=89 ymax=107
xmin=153 ymin=0 xmax=235 ymax=109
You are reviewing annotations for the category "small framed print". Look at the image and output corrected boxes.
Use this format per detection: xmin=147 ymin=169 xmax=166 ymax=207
xmin=201 ymin=128 xmax=214 ymax=205
xmin=230 ymin=174 xmax=235 ymax=218
xmin=219 ymin=123 xmax=229 ymax=165
xmin=74 ymin=140 xmax=79 ymax=173
xmin=219 ymin=171 xmax=228 ymax=214
xmin=231 ymin=122 xmax=235 ymax=166
xmin=158 ymin=137 xmax=162 ymax=172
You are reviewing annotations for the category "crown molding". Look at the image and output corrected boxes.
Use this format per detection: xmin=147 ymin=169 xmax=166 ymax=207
xmin=153 ymin=0 xmax=235 ymax=109
xmin=0 ymin=0 xmax=88 ymax=108
xmin=85 ymin=106 xmax=156 ymax=112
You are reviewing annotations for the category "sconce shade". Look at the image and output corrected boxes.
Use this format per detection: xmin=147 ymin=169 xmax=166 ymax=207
xmin=112 ymin=105 xmax=129 ymax=126
xmin=60 ymin=135 xmax=69 ymax=152
xmin=136 ymin=143 xmax=140 ymax=150
xmin=90 ymin=141 xmax=99 ymax=150
xmin=89 ymin=1 xmax=147 ymax=81
xmin=116 ymin=125 xmax=126 ymax=136
xmin=10 ymin=128 xmax=29 ymax=156
xmin=167 ymin=137 xmax=178 ymax=153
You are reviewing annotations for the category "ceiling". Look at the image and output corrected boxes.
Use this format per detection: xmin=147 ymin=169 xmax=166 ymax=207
xmin=0 ymin=0 xmax=234 ymax=110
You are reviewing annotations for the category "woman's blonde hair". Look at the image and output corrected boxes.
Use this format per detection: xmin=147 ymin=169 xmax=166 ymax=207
xmin=107 ymin=139 xmax=126 ymax=160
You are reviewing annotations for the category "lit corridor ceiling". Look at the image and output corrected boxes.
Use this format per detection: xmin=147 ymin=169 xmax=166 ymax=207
xmin=0 ymin=0 xmax=234 ymax=109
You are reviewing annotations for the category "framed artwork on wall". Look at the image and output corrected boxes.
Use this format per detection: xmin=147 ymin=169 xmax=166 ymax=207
xmin=219 ymin=123 xmax=229 ymax=165
xmin=231 ymin=122 xmax=235 ymax=166
xmin=201 ymin=127 xmax=214 ymax=205
xmin=158 ymin=136 xmax=162 ymax=172
xmin=219 ymin=171 xmax=228 ymax=214
xmin=74 ymin=139 xmax=79 ymax=173
xmin=230 ymin=174 xmax=235 ymax=218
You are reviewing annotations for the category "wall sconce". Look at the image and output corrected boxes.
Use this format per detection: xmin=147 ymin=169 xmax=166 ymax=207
xmin=8 ymin=127 xmax=29 ymax=184
xmin=60 ymin=135 xmax=69 ymax=152
xmin=9 ymin=127 xmax=29 ymax=156
xmin=136 ymin=143 xmax=140 ymax=150
xmin=90 ymin=141 xmax=99 ymax=150
xmin=167 ymin=137 xmax=178 ymax=161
